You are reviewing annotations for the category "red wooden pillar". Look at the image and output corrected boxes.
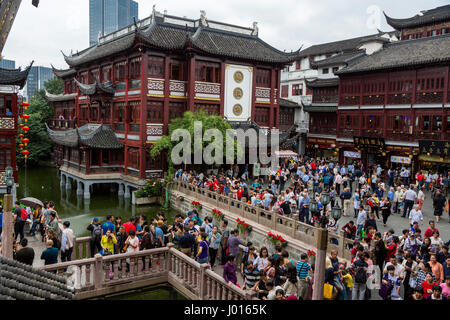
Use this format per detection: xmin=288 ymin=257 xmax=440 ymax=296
xmin=140 ymin=52 xmax=149 ymax=179
xmin=383 ymin=73 xmax=389 ymax=140
xmin=251 ymin=65 xmax=256 ymax=122
xmin=269 ymin=67 xmax=276 ymax=128
xmin=442 ymin=66 xmax=449 ymax=141
xmin=274 ymin=68 xmax=280 ymax=129
xmin=411 ymin=70 xmax=417 ymax=138
xmin=219 ymin=61 xmax=225 ymax=116
xmin=188 ymin=55 xmax=196 ymax=112
xmin=163 ymin=56 xmax=170 ymax=135
xmin=124 ymin=59 xmax=129 ymax=176
xmin=358 ymin=78 xmax=363 ymax=136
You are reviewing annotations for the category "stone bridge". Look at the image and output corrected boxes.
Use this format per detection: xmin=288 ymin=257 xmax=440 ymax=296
xmin=170 ymin=181 xmax=353 ymax=262
xmin=40 ymin=238 xmax=256 ymax=300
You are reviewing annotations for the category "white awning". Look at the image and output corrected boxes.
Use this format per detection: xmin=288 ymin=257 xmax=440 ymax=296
xmin=275 ymin=150 xmax=298 ymax=158
xmin=391 ymin=156 xmax=411 ymax=164
xmin=344 ymin=151 xmax=361 ymax=159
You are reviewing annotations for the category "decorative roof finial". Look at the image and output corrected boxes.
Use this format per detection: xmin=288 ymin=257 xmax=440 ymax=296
xmin=200 ymin=10 xmax=208 ymax=27
xmin=251 ymin=21 xmax=259 ymax=36
xmin=152 ymin=4 xmax=156 ymax=16
xmin=164 ymin=10 xmax=167 ymax=16
xmin=97 ymin=31 xmax=102 ymax=42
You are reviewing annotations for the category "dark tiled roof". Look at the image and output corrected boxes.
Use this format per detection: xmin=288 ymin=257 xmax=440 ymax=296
xmin=0 ymin=62 xmax=33 ymax=89
xmin=384 ymin=5 xmax=450 ymax=30
xmin=336 ymin=34 xmax=450 ymax=75
xmin=310 ymin=50 xmax=365 ymax=69
xmin=63 ymin=14 xmax=297 ymax=67
xmin=63 ymin=32 xmax=136 ymax=67
xmin=189 ymin=27 xmax=295 ymax=64
xmin=281 ymin=133 xmax=301 ymax=149
xmin=74 ymin=79 xmax=115 ymax=95
xmin=280 ymin=98 xmax=301 ymax=108
xmin=297 ymin=34 xmax=381 ymax=58
xmin=0 ymin=256 xmax=75 ymax=300
xmin=303 ymin=105 xmax=337 ymax=113
xmin=45 ymin=91 xmax=76 ymax=102
xmin=305 ymin=77 xmax=339 ymax=88
xmin=51 ymin=65 xmax=76 ymax=78
xmin=47 ymin=123 xmax=123 ymax=149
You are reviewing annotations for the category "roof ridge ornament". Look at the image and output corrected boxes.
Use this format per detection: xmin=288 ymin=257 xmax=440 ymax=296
xmin=200 ymin=10 xmax=208 ymax=27
xmin=251 ymin=21 xmax=258 ymax=36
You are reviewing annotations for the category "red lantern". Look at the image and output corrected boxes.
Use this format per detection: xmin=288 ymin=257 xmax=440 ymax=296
xmin=22 ymin=138 xmax=29 ymax=146
xmin=22 ymin=150 xmax=30 ymax=161
xmin=19 ymin=143 xmax=24 ymax=150
xmin=22 ymin=114 xmax=30 ymax=122
xmin=19 ymin=124 xmax=24 ymax=129
xmin=21 ymin=102 xmax=30 ymax=110
xmin=19 ymin=134 xmax=24 ymax=138
xmin=23 ymin=126 xmax=29 ymax=132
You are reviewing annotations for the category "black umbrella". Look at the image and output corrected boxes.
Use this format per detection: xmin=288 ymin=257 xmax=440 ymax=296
xmin=19 ymin=197 xmax=44 ymax=209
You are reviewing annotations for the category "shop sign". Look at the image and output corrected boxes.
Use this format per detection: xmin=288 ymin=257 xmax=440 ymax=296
xmin=390 ymin=155 xmax=411 ymax=164
xmin=344 ymin=151 xmax=361 ymax=159
xmin=418 ymin=140 xmax=449 ymax=157
xmin=353 ymin=136 xmax=385 ymax=149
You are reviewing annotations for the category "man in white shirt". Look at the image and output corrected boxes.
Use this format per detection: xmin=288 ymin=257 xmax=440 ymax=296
xmin=408 ymin=204 xmax=423 ymax=227
xmin=402 ymin=186 xmax=417 ymax=218
xmin=383 ymin=256 xmax=405 ymax=280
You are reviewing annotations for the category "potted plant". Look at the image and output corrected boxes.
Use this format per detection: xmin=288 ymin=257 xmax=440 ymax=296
xmin=211 ymin=208 xmax=224 ymax=222
xmin=307 ymin=249 xmax=316 ymax=265
xmin=265 ymin=231 xmax=287 ymax=251
xmin=191 ymin=200 xmax=202 ymax=211
xmin=236 ymin=217 xmax=252 ymax=239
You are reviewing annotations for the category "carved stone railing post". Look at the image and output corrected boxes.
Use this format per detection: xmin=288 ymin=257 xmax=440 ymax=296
xmin=167 ymin=243 xmax=174 ymax=272
xmin=71 ymin=237 xmax=77 ymax=261
xmin=199 ymin=263 xmax=208 ymax=299
xmin=93 ymin=254 xmax=104 ymax=290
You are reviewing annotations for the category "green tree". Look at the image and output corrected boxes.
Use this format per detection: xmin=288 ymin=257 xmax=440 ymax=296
xmin=150 ymin=110 xmax=242 ymax=178
xmin=16 ymin=78 xmax=63 ymax=166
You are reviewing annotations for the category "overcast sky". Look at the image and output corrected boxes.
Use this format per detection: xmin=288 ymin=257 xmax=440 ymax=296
xmin=3 ymin=0 xmax=447 ymax=69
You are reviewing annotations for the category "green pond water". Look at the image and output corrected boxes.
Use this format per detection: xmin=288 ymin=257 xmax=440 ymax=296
xmin=16 ymin=166 xmax=178 ymax=238
xmin=102 ymin=285 xmax=187 ymax=300
xmin=17 ymin=166 xmax=187 ymax=299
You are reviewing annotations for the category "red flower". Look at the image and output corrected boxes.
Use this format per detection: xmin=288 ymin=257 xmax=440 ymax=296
xmin=281 ymin=238 xmax=286 ymax=243
xmin=243 ymin=223 xmax=249 ymax=227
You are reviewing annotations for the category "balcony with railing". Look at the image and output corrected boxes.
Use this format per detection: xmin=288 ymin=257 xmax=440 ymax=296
xmin=194 ymin=81 xmax=220 ymax=100
xmin=339 ymin=128 xmax=357 ymax=138
xmin=255 ymin=87 xmax=271 ymax=103
xmin=361 ymin=129 xmax=383 ymax=137
xmin=312 ymin=94 xmax=338 ymax=104
xmin=48 ymin=119 xmax=76 ymax=130
xmin=0 ymin=116 xmax=15 ymax=131
xmin=309 ymin=126 xmax=336 ymax=135
xmin=386 ymin=129 xmax=414 ymax=141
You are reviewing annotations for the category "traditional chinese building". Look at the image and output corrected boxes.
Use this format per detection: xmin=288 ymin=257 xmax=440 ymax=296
xmin=331 ymin=5 xmax=450 ymax=172
xmin=385 ymin=4 xmax=450 ymax=40
xmin=46 ymin=9 xmax=297 ymax=200
xmin=281 ymin=31 xmax=399 ymax=155
xmin=0 ymin=64 xmax=32 ymax=200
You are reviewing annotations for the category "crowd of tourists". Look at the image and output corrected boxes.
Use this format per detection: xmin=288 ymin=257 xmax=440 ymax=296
xmin=1 ymin=155 xmax=449 ymax=300
xmin=173 ymin=157 xmax=450 ymax=300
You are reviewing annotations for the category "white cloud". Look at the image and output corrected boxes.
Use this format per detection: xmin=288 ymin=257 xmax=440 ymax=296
xmin=2 ymin=0 xmax=447 ymax=70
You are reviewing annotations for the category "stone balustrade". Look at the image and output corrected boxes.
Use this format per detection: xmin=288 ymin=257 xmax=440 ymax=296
xmin=172 ymin=180 xmax=353 ymax=261
xmin=39 ymin=242 xmax=256 ymax=300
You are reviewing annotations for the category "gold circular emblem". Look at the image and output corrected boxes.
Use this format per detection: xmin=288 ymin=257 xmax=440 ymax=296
xmin=233 ymin=104 xmax=243 ymax=116
xmin=233 ymin=87 xmax=243 ymax=100
xmin=234 ymin=71 xmax=244 ymax=83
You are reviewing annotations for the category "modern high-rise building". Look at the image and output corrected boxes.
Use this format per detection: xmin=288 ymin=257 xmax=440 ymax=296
xmin=23 ymin=66 xmax=54 ymax=101
xmin=89 ymin=0 xmax=139 ymax=46
xmin=0 ymin=58 xmax=15 ymax=69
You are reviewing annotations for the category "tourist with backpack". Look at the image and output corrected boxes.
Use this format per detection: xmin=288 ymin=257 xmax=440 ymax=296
xmin=352 ymin=253 xmax=369 ymax=300
xmin=87 ymin=217 xmax=102 ymax=257
xmin=13 ymin=201 xmax=27 ymax=241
